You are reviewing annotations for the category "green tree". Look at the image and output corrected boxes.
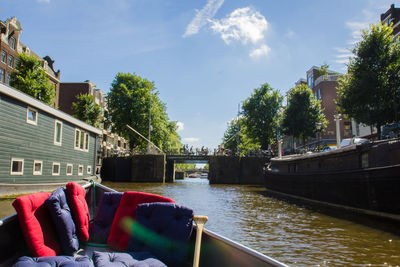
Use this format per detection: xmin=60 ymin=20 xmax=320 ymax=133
xmin=10 ymin=53 xmax=55 ymax=105
xmin=337 ymin=23 xmax=400 ymax=138
xmin=222 ymin=118 xmax=260 ymax=156
xmin=71 ymin=93 xmax=102 ymax=127
xmin=315 ymin=64 xmax=329 ymax=79
xmin=281 ymin=84 xmax=327 ymax=143
xmin=241 ymin=83 xmax=283 ymax=150
xmin=107 ymin=72 xmax=180 ymax=151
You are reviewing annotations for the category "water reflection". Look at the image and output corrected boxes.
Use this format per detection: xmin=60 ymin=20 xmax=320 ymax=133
xmin=1 ymin=178 xmax=399 ymax=265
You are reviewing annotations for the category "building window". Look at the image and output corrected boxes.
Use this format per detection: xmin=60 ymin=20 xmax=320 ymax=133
xmin=9 ymin=37 xmax=16 ymax=50
xmin=75 ymin=129 xmax=81 ymax=149
xmin=54 ymin=120 xmax=62 ymax=146
xmin=87 ymin=165 xmax=92 ymax=175
xmin=10 ymin=158 xmax=24 ymax=175
xmin=78 ymin=165 xmax=83 ymax=176
xmin=1 ymin=51 xmax=6 ymax=63
xmin=318 ymin=89 xmax=321 ymax=100
xmin=8 ymin=55 xmax=14 ymax=68
xmin=66 ymin=164 xmax=73 ymax=176
xmin=26 ymin=107 xmax=38 ymax=125
xmin=308 ymin=74 xmax=314 ymax=88
xmin=80 ymin=131 xmax=85 ymax=150
xmin=85 ymin=133 xmax=89 ymax=151
xmin=33 ymin=160 xmax=43 ymax=175
xmin=6 ymin=73 xmax=11 ymax=85
xmin=0 ymin=68 xmax=4 ymax=83
xmin=52 ymin=162 xmax=60 ymax=176
xmin=15 ymin=59 xmax=19 ymax=68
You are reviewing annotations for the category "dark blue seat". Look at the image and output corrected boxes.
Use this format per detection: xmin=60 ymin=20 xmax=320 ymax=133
xmin=13 ymin=255 xmax=92 ymax=267
xmin=92 ymin=251 xmax=166 ymax=267
xmin=127 ymin=202 xmax=194 ymax=267
xmin=45 ymin=187 xmax=79 ymax=255
xmin=89 ymin=192 xmax=123 ymax=243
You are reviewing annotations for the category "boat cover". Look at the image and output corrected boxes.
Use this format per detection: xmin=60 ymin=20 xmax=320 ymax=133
xmin=12 ymin=192 xmax=61 ymax=257
xmin=92 ymin=251 xmax=166 ymax=267
xmin=45 ymin=187 xmax=79 ymax=255
xmin=89 ymin=192 xmax=123 ymax=243
xmin=66 ymin=182 xmax=90 ymax=242
xmin=127 ymin=202 xmax=194 ymax=267
xmin=107 ymin=192 xmax=175 ymax=250
xmin=13 ymin=255 xmax=92 ymax=267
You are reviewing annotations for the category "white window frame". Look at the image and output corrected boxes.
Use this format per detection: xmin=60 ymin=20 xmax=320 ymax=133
xmin=74 ymin=128 xmax=81 ymax=149
xmin=10 ymin=158 xmax=24 ymax=175
xmin=54 ymin=120 xmax=62 ymax=146
xmin=1 ymin=50 xmax=6 ymax=63
xmin=26 ymin=107 xmax=38 ymax=125
xmin=8 ymin=55 xmax=14 ymax=68
xmin=66 ymin=163 xmax=73 ymax=176
xmin=9 ymin=37 xmax=16 ymax=50
xmin=52 ymin=162 xmax=60 ymax=176
xmin=33 ymin=160 xmax=43 ymax=175
xmin=87 ymin=165 xmax=92 ymax=175
xmin=78 ymin=164 xmax=84 ymax=176
xmin=84 ymin=133 xmax=89 ymax=151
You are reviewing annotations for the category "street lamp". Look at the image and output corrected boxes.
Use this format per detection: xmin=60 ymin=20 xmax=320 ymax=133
xmin=147 ymin=89 xmax=152 ymax=154
xmin=334 ymin=114 xmax=342 ymax=148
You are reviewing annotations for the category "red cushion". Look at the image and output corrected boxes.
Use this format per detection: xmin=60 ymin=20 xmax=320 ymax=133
xmin=107 ymin=192 xmax=174 ymax=251
xmin=12 ymin=192 xmax=61 ymax=257
xmin=66 ymin=182 xmax=90 ymax=242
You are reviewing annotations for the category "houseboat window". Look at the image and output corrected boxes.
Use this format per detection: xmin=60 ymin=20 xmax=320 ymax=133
xmin=26 ymin=107 xmax=38 ymax=125
xmin=361 ymin=152 xmax=369 ymax=168
xmin=33 ymin=160 xmax=42 ymax=175
xmin=10 ymin=158 xmax=24 ymax=175
xmin=52 ymin=162 xmax=60 ymax=176
xmin=0 ymin=68 xmax=5 ymax=83
xmin=85 ymin=133 xmax=89 ymax=151
xmin=54 ymin=120 xmax=62 ymax=146
xmin=9 ymin=37 xmax=16 ymax=50
xmin=87 ymin=165 xmax=92 ymax=175
xmin=66 ymin=164 xmax=73 ymax=176
xmin=1 ymin=51 xmax=6 ymax=63
xmin=8 ymin=55 xmax=14 ymax=68
xmin=78 ymin=165 xmax=83 ymax=176
xmin=75 ymin=129 xmax=81 ymax=149
xmin=80 ymin=131 xmax=85 ymax=150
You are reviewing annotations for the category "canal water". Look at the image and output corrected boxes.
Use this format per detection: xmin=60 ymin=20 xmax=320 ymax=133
xmin=1 ymin=178 xmax=400 ymax=266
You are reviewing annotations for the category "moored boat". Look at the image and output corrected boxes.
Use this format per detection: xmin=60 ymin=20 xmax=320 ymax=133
xmin=264 ymin=138 xmax=400 ymax=228
xmin=0 ymin=182 xmax=287 ymax=267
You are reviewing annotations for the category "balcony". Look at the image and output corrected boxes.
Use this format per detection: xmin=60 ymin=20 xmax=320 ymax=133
xmin=314 ymin=75 xmax=340 ymax=87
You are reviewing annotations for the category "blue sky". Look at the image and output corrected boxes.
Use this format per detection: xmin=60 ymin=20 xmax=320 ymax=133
xmin=1 ymin=0 xmax=395 ymax=149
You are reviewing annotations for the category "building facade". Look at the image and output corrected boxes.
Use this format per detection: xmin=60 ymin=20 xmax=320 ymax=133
xmin=0 ymin=16 xmax=61 ymax=107
xmin=59 ymin=81 xmax=130 ymax=161
xmin=0 ymin=82 xmax=102 ymax=184
xmin=381 ymin=4 xmax=400 ymax=40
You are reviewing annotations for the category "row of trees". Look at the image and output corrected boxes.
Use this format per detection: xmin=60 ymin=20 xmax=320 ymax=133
xmin=10 ymin=54 xmax=182 ymax=153
xmin=223 ymin=22 xmax=400 ymax=155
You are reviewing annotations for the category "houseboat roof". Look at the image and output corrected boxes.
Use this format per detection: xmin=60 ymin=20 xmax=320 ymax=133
xmin=0 ymin=83 xmax=102 ymax=135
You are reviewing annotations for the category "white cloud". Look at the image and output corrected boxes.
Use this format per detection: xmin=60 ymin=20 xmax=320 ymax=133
xmin=209 ymin=7 xmax=268 ymax=45
xmin=176 ymin=121 xmax=184 ymax=131
xmin=249 ymin=44 xmax=270 ymax=58
xmin=183 ymin=137 xmax=200 ymax=143
xmin=183 ymin=0 xmax=224 ymax=37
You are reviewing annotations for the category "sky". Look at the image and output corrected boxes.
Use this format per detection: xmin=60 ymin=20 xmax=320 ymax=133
xmin=0 ymin=0 xmax=396 ymax=149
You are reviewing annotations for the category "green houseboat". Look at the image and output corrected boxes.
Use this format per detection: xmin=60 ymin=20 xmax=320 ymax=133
xmin=0 ymin=83 xmax=102 ymax=196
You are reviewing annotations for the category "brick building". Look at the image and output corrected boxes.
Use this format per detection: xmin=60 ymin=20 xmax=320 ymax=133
xmin=0 ymin=16 xmax=61 ymax=107
xmin=59 ymin=81 xmax=130 ymax=160
xmin=381 ymin=4 xmax=400 ymax=40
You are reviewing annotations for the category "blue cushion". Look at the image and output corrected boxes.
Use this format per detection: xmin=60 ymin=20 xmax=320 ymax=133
xmin=92 ymin=251 xmax=166 ymax=267
xmin=13 ymin=255 xmax=92 ymax=267
xmin=45 ymin=187 xmax=79 ymax=255
xmin=90 ymin=192 xmax=123 ymax=243
xmin=126 ymin=202 xmax=194 ymax=266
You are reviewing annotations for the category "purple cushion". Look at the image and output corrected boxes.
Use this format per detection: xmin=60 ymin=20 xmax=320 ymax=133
xmin=127 ymin=202 xmax=193 ymax=266
xmin=45 ymin=187 xmax=79 ymax=255
xmin=92 ymin=251 xmax=166 ymax=267
xmin=89 ymin=192 xmax=123 ymax=243
xmin=13 ymin=256 xmax=92 ymax=267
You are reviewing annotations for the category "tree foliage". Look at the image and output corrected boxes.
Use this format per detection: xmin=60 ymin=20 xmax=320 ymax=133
xmin=10 ymin=53 xmax=55 ymax=105
xmin=241 ymin=83 xmax=283 ymax=150
xmin=337 ymin=23 xmax=400 ymax=137
xmin=222 ymin=118 xmax=260 ymax=156
xmin=107 ymin=72 xmax=181 ymax=151
xmin=71 ymin=93 xmax=102 ymax=127
xmin=281 ymin=84 xmax=327 ymax=142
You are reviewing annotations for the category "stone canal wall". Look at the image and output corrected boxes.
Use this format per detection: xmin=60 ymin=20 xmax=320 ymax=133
xmin=101 ymin=155 xmax=165 ymax=182
xmin=208 ymin=156 xmax=269 ymax=185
